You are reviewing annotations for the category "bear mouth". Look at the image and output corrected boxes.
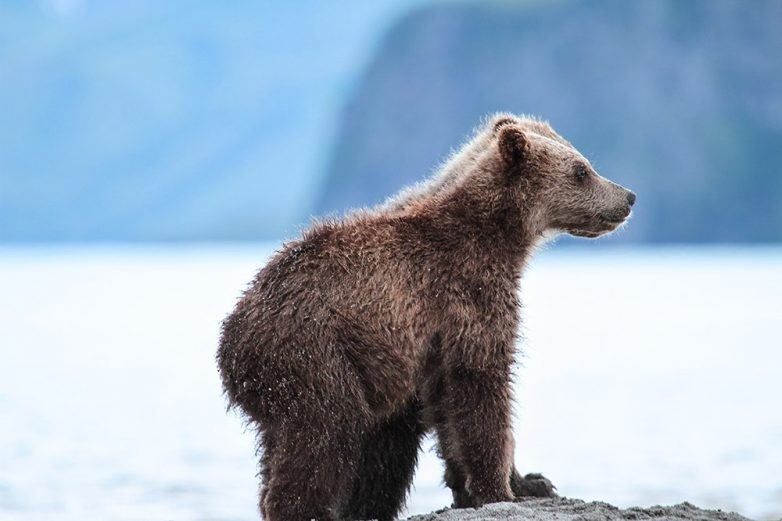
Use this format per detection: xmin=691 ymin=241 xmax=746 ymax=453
xmin=599 ymin=209 xmax=632 ymax=226
xmin=568 ymin=229 xmax=604 ymax=238
xmin=568 ymin=213 xmax=630 ymax=238
xmin=601 ymin=215 xmax=626 ymax=225
xmin=597 ymin=214 xmax=630 ymax=233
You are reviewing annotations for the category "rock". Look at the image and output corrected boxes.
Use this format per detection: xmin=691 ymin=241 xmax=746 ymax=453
xmin=406 ymin=497 xmax=752 ymax=521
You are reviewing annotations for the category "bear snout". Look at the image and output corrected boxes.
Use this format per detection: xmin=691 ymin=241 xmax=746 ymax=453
xmin=626 ymin=190 xmax=636 ymax=207
xmin=600 ymin=202 xmax=633 ymax=224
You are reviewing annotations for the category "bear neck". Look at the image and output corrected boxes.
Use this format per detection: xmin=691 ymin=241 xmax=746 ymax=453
xmin=420 ymin=174 xmax=541 ymax=275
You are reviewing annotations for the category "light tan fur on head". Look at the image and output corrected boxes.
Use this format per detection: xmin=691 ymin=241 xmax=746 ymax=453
xmin=511 ymin=127 xmax=636 ymax=238
xmin=375 ymin=113 xmax=635 ymax=241
xmin=392 ymin=113 xmax=636 ymax=241
xmin=379 ymin=113 xmax=615 ymax=231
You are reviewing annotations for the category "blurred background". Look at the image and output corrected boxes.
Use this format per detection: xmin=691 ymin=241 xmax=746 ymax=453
xmin=1 ymin=1 xmax=780 ymax=520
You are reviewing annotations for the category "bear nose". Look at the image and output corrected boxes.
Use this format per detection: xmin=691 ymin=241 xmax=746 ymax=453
xmin=626 ymin=190 xmax=636 ymax=207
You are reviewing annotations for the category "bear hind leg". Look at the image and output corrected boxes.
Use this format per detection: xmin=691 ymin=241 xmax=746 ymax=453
xmin=342 ymin=398 xmax=425 ymax=521
xmin=261 ymin=418 xmax=364 ymax=521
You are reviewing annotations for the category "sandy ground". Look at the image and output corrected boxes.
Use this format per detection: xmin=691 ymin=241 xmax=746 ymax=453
xmin=407 ymin=498 xmax=754 ymax=521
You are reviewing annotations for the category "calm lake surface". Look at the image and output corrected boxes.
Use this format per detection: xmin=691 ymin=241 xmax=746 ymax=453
xmin=1 ymin=245 xmax=780 ymax=520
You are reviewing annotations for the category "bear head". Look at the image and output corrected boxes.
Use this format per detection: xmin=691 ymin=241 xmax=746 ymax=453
xmin=493 ymin=117 xmax=636 ymax=239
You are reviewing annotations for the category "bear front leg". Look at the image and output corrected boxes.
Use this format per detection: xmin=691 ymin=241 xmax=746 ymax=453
xmin=444 ymin=459 xmax=556 ymax=507
xmin=444 ymin=365 xmax=514 ymax=506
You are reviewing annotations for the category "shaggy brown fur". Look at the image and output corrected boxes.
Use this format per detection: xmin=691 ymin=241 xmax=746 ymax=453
xmin=217 ymin=114 xmax=635 ymax=521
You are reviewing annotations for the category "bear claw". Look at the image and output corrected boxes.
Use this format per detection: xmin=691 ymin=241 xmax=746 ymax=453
xmin=510 ymin=472 xmax=557 ymax=499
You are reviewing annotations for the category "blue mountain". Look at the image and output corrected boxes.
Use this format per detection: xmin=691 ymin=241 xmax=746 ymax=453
xmin=3 ymin=1 xmax=780 ymax=243
xmin=319 ymin=0 xmax=782 ymax=243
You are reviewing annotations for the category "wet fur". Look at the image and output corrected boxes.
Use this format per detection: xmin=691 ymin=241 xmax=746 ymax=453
xmin=217 ymin=114 xmax=633 ymax=520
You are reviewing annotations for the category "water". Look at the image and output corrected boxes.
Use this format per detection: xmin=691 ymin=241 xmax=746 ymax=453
xmin=0 ymin=245 xmax=780 ymax=520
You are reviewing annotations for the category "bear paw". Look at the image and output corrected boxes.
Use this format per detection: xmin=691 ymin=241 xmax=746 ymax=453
xmin=510 ymin=472 xmax=557 ymax=499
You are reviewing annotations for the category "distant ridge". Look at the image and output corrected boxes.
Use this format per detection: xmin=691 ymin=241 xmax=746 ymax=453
xmin=320 ymin=0 xmax=782 ymax=243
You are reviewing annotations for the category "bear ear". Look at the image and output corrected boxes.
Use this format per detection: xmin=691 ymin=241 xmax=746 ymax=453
xmin=492 ymin=116 xmax=518 ymax=135
xmin=497 ymin=125 xmax=529 ymax=167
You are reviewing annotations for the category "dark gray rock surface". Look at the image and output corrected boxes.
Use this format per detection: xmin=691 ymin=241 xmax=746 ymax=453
xmin=406 ymin=498 xmax=753 ymax=521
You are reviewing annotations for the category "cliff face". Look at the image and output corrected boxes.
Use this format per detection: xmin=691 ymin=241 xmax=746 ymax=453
xmin=0 ymin=1 xmax=421 ymax=241
xmin=320 ymin=0 xmax=782 ymax=243
xmin=407 ymin=498 xmax=753 ymax=521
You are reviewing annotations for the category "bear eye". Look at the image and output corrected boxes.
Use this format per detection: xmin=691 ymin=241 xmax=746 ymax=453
xmin=574 ymin=164 xmax=588 ymax=182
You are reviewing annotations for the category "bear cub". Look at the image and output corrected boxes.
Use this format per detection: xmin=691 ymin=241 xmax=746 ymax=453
xmin=217 ymin=114 xmax=635 ymax=521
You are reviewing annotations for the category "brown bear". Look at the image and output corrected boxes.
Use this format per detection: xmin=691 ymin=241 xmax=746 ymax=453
xmin=217 ymin=114 xmax=635 ymax=521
